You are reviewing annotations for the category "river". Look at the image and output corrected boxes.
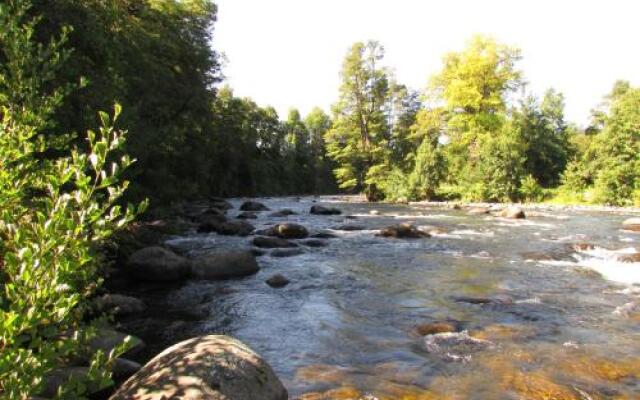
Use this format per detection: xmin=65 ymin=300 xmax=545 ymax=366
xmin=124 ymin=196 xmax=640 ymax=399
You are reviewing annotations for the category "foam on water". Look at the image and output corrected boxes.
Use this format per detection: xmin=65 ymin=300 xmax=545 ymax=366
xmin=450 ymin=229 xmax=495 ymax=237
xmin=537 ymin=246 xmax=640 ymax=285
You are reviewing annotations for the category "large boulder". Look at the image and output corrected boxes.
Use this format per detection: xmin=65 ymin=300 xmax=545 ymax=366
xmin=497 ymin=207 xmax=526 ymax=219
xmin=95 ymin=294 xmax=146 ymax=316
xmin=109 ymin=335 xmax=288 ymax=400
xmin=239 ymin=201 xmax=270 ymax=212
xmin=622 ymin=218 xmax=640 ymax=232
xmin=310 ymin=205 xmax=342 ymax=215
xmin=377 ymin=223 xmax=430 ymax=239
xmin=252 ymin=236 xmax=298 ymax=248
xmin=191 ymin=251 xmax=259 ymax=280
xmin=126 ymin=246 xmax=190 ymax=281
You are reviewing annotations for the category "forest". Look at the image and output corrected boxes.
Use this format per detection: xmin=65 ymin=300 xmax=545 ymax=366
xmin=1 ymin=0 xmax=639 ymax=398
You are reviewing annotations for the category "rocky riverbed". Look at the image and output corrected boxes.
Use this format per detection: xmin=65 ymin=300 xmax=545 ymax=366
xmin=97 ymin=195 xmax=640 ymax=399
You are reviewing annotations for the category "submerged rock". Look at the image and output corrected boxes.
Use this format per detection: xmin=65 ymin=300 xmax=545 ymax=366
xmin=266 ymin=274 xmax=290 ymax=288
xmin=126 ymin=246 xmax=190 ymax=281
xmin=422 ymin=331 xmax=494 ymax=362
xmin=240 ymin=200 xmax=270 ymax=211
xmin=310 ymin=205 xmax=342 ymax=215
xmin=497 ymin=207 xmax=526 ymax=219
xmin=191 ymin=251 xmax=259 ymax=280
xmin=270 ymin=209 xmax=297 ymax=217
xmin=622 ymin=217 xmax=640 ymax=232
xmin=377 ymin=223 xmax=430 ymax=239
xmin=411 ymin=322 xmax=457 ymax=337
xmin=109 ymin=335 xmax=288 ymax=400
xmin=253 ymin=236 xmax=298 ymax=248
xmin=468 ymin=207 xmax=491 ymax=215
xmin=454 ymin=295 xmax=514 ymax=305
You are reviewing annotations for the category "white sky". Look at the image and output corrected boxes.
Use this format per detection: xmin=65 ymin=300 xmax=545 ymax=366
xmin=214 ymin=0 xmax=640 ymax=126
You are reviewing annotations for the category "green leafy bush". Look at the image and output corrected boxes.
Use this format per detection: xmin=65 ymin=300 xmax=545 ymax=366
xmin=519 ymin=175 xmax=544 ymax=202
xmin=0 ymin=1 xmax=144 ymax=397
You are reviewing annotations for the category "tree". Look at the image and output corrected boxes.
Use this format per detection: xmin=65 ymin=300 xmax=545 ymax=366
xmin=561 ymin=81 xmax=640 ymax=205
xmin=325 ymin=41 xmax=390 ymax=201
xmin=304 ymin=107 xmax=337 ymax=194
xmin=430 ymin=35 xmax=522 ymax=193
xmin=514 ymin=89 xmax=570 ymax=187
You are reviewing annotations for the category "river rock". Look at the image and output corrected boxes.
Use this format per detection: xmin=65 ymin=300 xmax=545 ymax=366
xmin=618 ymin=253 xmax=640 ymax=263
xmin=92 ymin=329 xmax=145 ymax=354
xmin=41 ymin=367 xmax=91 ymax=398
xmin=236 ymin=211 xmax=258 ymax=219
xmin=369 ymin=209 xmax=380 ymax=215
xmin=411 ymin=322 xmax=457 ymax=337
xmin=622 ymin=218 xmax=640 ymax=232
xmin=266 ymin=274 xmax=290 ymax=288
xmin=270 ymin=209 xmax=297 ymax=217
xmin=377 ymin=223 xmax=430 ymax=239
xmin=210 ymin=199 xmax=233 ymax=210
xmin=253 ymin=236 xmax=298 ymax=248
xmin=191 ymin=251 xmax=259 ymax=280
xmin=468 ymin=207 xmax=490 ymax=215
xmin=240 ymin=201 xmax=270 ymax=211
xmin=310 ymin=205 xmax=342 ymax=215
xmin=112 ymin=358 xmax=142 ymax=381
xmin=199 ymin=220 xmax=255 ymax=236
xmin=271 ymin=248 xmax=305 ymax=258
xmin=497 ymin=207 xmax=526 ymax=219
xmin=126 ymin=246 xmax=190 ymax=281
xmin=95 ymin=294 xmax=146 ymax=316
xmin=273 ymin=223 xmax=309 ymax=239
xmin=109 ymin=335 xmax=288 ymax=400
xmin=571 ymin=243 xmax=596 ymax=252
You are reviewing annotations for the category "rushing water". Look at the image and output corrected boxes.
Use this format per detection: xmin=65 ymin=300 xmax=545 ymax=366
xmin=131 ymin=196 xmax=640 ymax=399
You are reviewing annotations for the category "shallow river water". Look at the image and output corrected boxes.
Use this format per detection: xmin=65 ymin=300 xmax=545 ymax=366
xmin=140 ymin=196 xmax=640 ymax=399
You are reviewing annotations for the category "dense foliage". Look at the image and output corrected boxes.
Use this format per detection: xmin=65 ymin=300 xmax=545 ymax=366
xmin=325 ymin=35 xmax=639 ymax=205
xmin=0 ymin=1 xmax=144 ymax=397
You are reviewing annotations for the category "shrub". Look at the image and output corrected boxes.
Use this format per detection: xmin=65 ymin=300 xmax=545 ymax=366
xmin=0 ymin=1 xmax=144 ymax=397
